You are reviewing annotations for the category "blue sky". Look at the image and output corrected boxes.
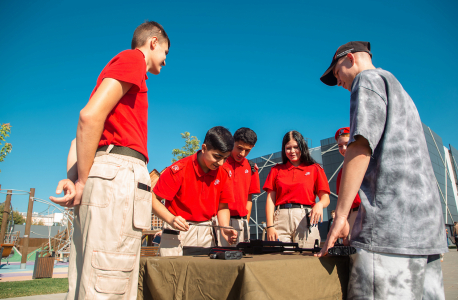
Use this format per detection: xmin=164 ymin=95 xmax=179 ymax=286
xmin=1 ymin=0 xmax=457 ymax=212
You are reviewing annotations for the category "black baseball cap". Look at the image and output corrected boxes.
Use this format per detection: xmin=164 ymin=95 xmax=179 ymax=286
xmin=320 ymin=41 xmax=372 ymax=86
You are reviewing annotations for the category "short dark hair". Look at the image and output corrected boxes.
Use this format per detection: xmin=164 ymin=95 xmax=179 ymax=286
xmin=204 ymin=126 xmax=234 ymax=153
xmin=233 ymin=127 xmax=257 ymax=146
xmin=131 ymin=21 xmax=170 ymax=50
xmin=281 ymin=131 xmax=317 ymax=165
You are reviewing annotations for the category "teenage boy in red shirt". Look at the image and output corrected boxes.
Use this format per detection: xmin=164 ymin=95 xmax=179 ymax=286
xmin=152 ymin=126 xmax=238 ymax=256
xmin=334 ymin=127 xmax=361 ymax=240
xmin=49 ymin=21 xmax=169 ymax=300
xmin=219 ymin=127 xmax=260 ymax=246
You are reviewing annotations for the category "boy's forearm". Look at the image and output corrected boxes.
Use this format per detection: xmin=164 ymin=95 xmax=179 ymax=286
xmin=76 ymin=118 xmax=105 ymax=183
xmin=217 ymin=203 xmax=230 ymax=227
xmin=336 ymin=137 xmax=371 ymax=219
xmin=151 ymin=194 xmax=175 ymax=225
xmin=265 ymin=191 xmax=276 ymax=227
xmin=246 ymin=194 xmax=253 ymax=220
xmin=67 ymin=139 xmax=78 ymax=183
xmin=318 ymin=192 xmax=330 ymax=208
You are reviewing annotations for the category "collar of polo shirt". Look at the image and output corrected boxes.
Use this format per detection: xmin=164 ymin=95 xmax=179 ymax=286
xmin=192 ymin=151 xmax=218 ymax=177
xmin=286 ymin=161 xmax=307 ymax=171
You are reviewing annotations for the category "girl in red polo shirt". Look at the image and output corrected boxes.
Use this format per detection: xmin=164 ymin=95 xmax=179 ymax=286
xmin=264 ymin=131 xmax=331 ymax=248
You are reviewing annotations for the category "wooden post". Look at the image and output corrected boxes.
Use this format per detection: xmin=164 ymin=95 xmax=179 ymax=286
xmin=0 ymin=190 xmax=12 ymax=244
xmin=20 ymin=188 xmax=35 ymax=269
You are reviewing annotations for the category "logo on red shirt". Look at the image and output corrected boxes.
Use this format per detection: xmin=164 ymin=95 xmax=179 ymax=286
xmin=172 ymin=165 xmax=179 ymax=171
xmin=214 ymin=179 xmax=220 ymax=186
xmin=245 ymin=169 xmax=249 ymax=174
xmin=228 ymin=170 xmax=232 ymax=178
xmin=305 ymin=172 xmax=310 ymax=176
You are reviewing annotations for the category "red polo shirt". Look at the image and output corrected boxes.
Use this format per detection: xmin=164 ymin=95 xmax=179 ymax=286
xmin=224 ymin=156 xmax=260 ymax=217
xmin=153 ymin=151 xmax=234 ymax=222
xmin=263 ymin=162 xmax=330 ymax=206
xmin=336 ymin=168 xmax=361 ymax=209
xmin=92 ymin=49 xmax=150 ymax=162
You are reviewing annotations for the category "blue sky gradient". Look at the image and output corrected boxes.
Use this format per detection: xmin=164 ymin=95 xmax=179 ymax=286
xmin=1 ymin=0 xmax=457 ymax=212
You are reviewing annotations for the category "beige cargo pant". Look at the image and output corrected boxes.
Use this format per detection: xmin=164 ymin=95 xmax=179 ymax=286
xmin=159 ymin=220 xmax=214 ymax=256
xmin=273 ymin=207 xmax=320 ymax=248
xmin=66 ymin=150 xmax=152 ymax=300
xmin=219 ymin=218 xmax=250 ymax=247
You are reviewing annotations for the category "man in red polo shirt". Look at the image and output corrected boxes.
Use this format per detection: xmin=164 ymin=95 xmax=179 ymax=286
xmin=152 ymin=126 xmax=238 ymax=256
xmin=219 ymin=127 xmax=260 ymax=246
xmin=334 ymin=127 xmax=361 ymax=241
xmin=49 ymin=21 xmax=169 ymax=300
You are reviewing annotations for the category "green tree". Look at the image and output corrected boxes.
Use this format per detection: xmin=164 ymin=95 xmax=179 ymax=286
xmin=0 ymin=123 xmax=12 ymax=173
xmin=0 ymin=202 xmax=26 ymax=227
xmin=171 ymin=132 xmax=200 ymax=163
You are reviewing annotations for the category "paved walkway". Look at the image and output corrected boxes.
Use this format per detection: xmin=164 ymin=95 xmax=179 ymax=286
xmin=2 ymin=250 xmax=458 ymax=299
xmin=0 ymin=261 xmax=68 ymax=282
xmin=443 ymin=249 xmax=458 ymax=300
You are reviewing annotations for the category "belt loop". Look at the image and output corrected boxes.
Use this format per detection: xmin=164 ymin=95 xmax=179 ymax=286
xmin=106 ymin=145 xmax=114 ymax=153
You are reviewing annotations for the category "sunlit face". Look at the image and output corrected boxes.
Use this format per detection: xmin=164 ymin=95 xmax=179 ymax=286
xmin=201 ymin=144 xmax=231 ymax=171
xmin=338 ymin=136 xmax=350 ymax=157
xmin=148 ymin=40 xmax=169 ymax=75
xmin=285 ymin=139 xmax=301 ymax=163
xmin=331 ymin=212 xmax=335 ymax=219
xmin=231 ymin=141 xmax=254 ymax=162
xmin=333 ymin=56 xmax=357 ymax=92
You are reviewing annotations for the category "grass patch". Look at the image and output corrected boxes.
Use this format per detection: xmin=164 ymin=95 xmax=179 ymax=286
xmin=0 ymin=278 xmax=68 ymax=298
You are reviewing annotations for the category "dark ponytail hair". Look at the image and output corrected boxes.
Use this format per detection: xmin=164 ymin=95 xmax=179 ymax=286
xmin=281 ymin=131 xmax=317 ymax=166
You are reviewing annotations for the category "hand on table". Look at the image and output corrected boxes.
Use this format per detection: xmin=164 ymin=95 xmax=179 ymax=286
xmin=315 ymin=216 xmax=349 ymax=257
xmin=267 ymin=227 xmax=279 ymax=241
xmin=171 ymin=216 xmax=189 ymax=231
xmin=222 ymin=228 xmax=238 ymax=245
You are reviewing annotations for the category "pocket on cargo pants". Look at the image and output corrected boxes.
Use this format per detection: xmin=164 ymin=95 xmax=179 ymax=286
xmin=82 ymin=162 xmax=121 ymax=207
xmin=133 ymin=165 xmax=152 ymax=230
xmin=91 ymin=250 xmax=136 ymax=299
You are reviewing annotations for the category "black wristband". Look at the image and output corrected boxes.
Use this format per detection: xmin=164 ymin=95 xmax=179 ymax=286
xmin=266 ymin=225 xmax=274 ymax=229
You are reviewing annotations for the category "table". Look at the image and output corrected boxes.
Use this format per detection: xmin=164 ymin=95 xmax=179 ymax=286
xmin=138 ymin=252 xmax=349 ymax=300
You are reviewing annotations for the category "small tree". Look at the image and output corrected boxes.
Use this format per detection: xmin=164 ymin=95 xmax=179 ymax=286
xmin=171 ymin=132 xmax=200 ymax=163
xmin=0 ymin=123 xmax=12 ymax=173
xmin=0 ymin=202 xmax=26 ymax=227
xmin=13 ymin=211 xmax=26 ymax=225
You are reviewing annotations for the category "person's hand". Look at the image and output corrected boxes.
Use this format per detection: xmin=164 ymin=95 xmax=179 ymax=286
xmin=170 ymin=216 xmax=189 ymax=231
xmin=221 ymin=228 xmax=238 ymax=245
xmin=309 ymin=202 xmax=323 ymax=225
xmin=153 ymin=231 xmax=162 ymax=238
xmin=73 ymin=179 xmax=86 ymax=206
xmin=315 ymin=216 xmax=350 ymax=257
xmin=267 ymin=227 xmax=279 ymax=241
xmin=49 ymin=179 xmax=76 ymax=207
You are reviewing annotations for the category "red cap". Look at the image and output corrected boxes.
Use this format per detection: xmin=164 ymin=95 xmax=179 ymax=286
xmin=335 ymin=127 xmax=350 ymax=141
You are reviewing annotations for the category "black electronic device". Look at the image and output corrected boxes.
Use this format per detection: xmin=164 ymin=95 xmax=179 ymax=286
xmin=327 ymin=245 xmax=357 ymax=256
xmin=209 ymin=250 xmax=244 ymax=260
